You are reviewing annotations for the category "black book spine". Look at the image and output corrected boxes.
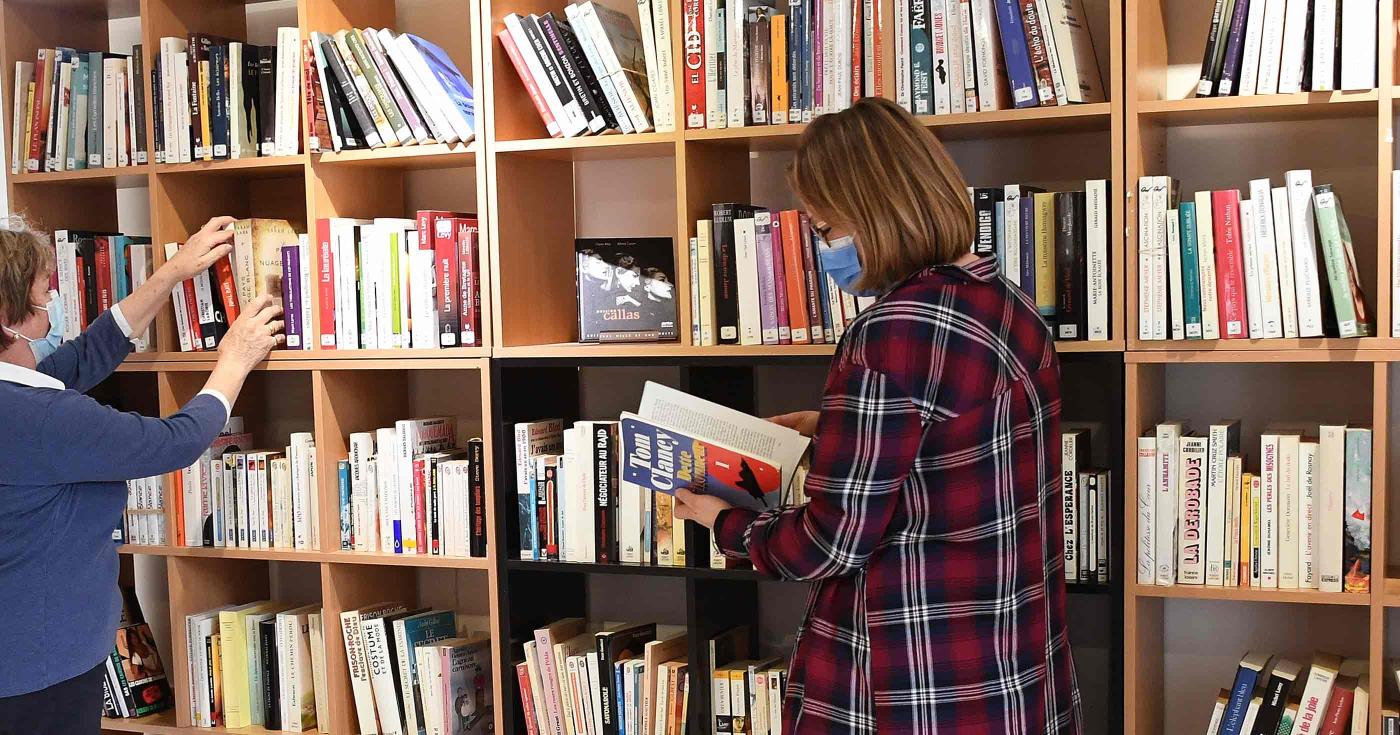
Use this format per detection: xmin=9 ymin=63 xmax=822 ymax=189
xmin=188 ymin=36 xmax=207 ymax=158
xmin=209 ymin=44 xmax=229 ymax=159
xmin=151 ymin=56 xmax=164 ymax=163
xmin=540 ymin=12 xmax=604 ymax=132
xmin=596 ymin=634 xmax=617 ymax=734
xmin=131 ymin=45 xmax=148 ymax=163
xmin=972 ymin=188 xmax=1002 ymax=257
xmin=260 ymin=619 xmax=280 ymax=729
xmin=257 ymin=47 xmax=277 ymax=153
xmin=1299 ymin=2 xmax=1315 ymax=90
xmin=593 ymin=423 xmax=616 ymax=564
xmin=469 ymin=439 xmax=487 ymax=557
xmin=711 ymin=202 xmax=739 ymax=344
xmin=520 ymin=15 xmax=579 ymax=124
xmin=1054 ymin=191 xmax=1087 ymax=340
xmin=1196 ymin=0 xmax=1230 ymax=96
xmin=78 ymin=238 xmax=100 ymax=326
xmin=559 ymin=19 xmax=617 ymax=130
xmin=242 ymin=47 xmax=262 ymax=153
xmin=1217 ymin=0 xmax=1252 ymax=96
xmin=321 ymin=38 xmax=380 ymax=149
xmin=1249 ymin=674 xmax=1290 ymax=735
xmin=204 ymin=635 xmax=218 ymax=725
xmin=322 ymin=57 xmax=362 ymax=148
xmin=209 ymin=265 xmax=230 ymax=343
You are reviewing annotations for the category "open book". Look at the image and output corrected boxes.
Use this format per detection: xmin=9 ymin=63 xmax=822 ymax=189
xmin=620 ymin=382 xmax=810 ymax=512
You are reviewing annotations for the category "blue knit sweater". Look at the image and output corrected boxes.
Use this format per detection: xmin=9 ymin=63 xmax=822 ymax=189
xmin=0 ymin=311 xmax=227 ymax=696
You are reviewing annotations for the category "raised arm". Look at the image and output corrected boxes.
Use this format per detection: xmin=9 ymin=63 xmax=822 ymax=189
xmin=708 ymin=363 xmax=926 ymax=581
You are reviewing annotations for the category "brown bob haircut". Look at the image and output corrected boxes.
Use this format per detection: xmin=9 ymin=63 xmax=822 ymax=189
xmin=0 ymin=220 xmax=52 ymax=351
xmin=789 ymin=97 xmax=975 ymax=293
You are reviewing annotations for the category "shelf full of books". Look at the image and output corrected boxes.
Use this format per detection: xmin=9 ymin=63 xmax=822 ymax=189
xmin=10 ymin=46 xmax=149 ymax=175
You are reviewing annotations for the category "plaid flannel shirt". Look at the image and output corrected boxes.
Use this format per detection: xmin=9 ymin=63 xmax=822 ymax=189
xmin=715 ymin=256 xmax=1081 ymax=733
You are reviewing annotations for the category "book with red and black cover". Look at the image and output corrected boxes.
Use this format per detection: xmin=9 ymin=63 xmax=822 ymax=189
xmin=416 ymin=210 xmax=463 ymax=347
xmin=620 ymin=414 xmax=783 ymax=512
xmin=187 ymin=34 xmax=227 ymax=160
xmin=1054 ymin=190 xmax=1087 ymax=340
xmin=575 ymin=237 xmax=678 ymax=343
xmin=711 ymin=203 xmax=742 ymax=344
xmin=456 ymin=217 xmax=482 ymax=346
xmin=585 ymin=421 xmax=620 ymax=564
xmin=682 ymin=0 xmax=706 ymax=128
xmin=468 ymin=438 xmax=487 ymax=557
xmin=596 ymin=623 xmax=657 ymax=735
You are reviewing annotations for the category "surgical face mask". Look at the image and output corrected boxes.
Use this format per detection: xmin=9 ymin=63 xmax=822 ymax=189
xmin=817 ymin=234 xmax=883 ymax=297
xmin=4 ymin=290 xmax=63 ymax=364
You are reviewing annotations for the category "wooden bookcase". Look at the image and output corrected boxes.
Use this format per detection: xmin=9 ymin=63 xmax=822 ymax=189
xmin=1123 ymin=0 xmax=1400 ymax=733
xmin=0 ymin=0 xmax=1129 ymax=733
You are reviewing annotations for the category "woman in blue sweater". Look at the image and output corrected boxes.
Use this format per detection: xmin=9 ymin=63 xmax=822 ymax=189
xmin=0 ymin=216 xmax=282 ymax=734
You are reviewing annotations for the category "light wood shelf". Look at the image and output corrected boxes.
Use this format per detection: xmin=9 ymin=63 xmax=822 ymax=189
xmin=315 ymin=141 xmax=477 ymax=168
xmin=1131 ymin=583 xmax=1371 ymax=606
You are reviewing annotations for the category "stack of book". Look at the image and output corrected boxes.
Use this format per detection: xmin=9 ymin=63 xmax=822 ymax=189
xmin=10 ymin=47 xmax=148 ymax=174
xmin=305 ymin=28 xmax=475 ymax=153
xmin=173 ymin=418 xmax=322 ymax=553
xmin=1135 ymin=172 xmax=1371 ymax=341
xmin=515 ymin=382 xmax=812 ymax=569
xmin=339 ymin=604 xmax=491 ymax=735
xmin=123 ymin=474 xmax=166 ymax=547
xmin=154 ymin=30 xmax=302 ymax=164
xmin=975 ymin=180 xmax=1111 ymax=341
xmin=53 ymin=230 xmax=155 ymax=351
xmin=1194 ymin=0 xmax=1377 ymax=98
xmin=339 ymin=419 xmax=488 ymax=559
xmin=1136 ymin=422 xmax=1372 ymax=594
xmin=1061 ymin=429 xmax=1110 ymax=585
xmin=184 ymin=602 xmax=328 ymax=730
xmin=517 ymin=618 xmax=689 ymax=735
xmin=102 ymin=588 xmax=174 ymax=721
xmin=1206 ymin=653 xmax=1364 ymax=735
xmin=499 ymin=1 xmax=669 ymax=137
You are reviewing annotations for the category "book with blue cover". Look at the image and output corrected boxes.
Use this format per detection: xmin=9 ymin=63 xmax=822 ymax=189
xmin=992 ymin=0 xmax=1039 ymax=107
xmin=406 ymin=34 xmax=476 ymax=143
xmin=395 ymin=610 xmax=457 ymax=734
xmin=620 ymin=413 xmax=782 ymax=512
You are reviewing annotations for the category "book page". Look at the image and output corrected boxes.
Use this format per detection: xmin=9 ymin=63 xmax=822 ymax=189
xmin=637 ymin=381 xmax=810 ymax=490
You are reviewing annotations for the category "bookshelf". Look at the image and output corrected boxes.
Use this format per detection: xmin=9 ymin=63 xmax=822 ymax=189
xmin=1123 ymin=0 xmax=1399 ymax=733
xmin=0 ymin=1 xmax=1128 ymax=734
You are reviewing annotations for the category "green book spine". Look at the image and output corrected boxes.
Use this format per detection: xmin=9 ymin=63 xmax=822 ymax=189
xmin=343 ymin=30 xmax=409 ymax=144
xmin=1311 ymin=185 xmax=1361 ymax=337
xmin=389 ymin=229 xmax=403 ymax=344
xmin=1179 ymin=202 xmax=1203 ymax=339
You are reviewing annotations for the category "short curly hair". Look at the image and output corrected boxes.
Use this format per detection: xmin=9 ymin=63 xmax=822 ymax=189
xmin=0 ymin=219 xmax=54 ymax=351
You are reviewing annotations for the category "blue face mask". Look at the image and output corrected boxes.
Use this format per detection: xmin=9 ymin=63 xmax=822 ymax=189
xmin=817 ymin=235 xmax=883 ymax=297
xmin=4 ymin=291 xmax=64 ymax=364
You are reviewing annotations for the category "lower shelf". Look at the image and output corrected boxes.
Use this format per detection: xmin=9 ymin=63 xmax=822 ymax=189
xmin=118 ymin=544 xmax=490 ymax=570
xmin=102 ymin=711 xmax=279 ymax=734
xmin=1131 ymin=583 xmax=1369 ymax=605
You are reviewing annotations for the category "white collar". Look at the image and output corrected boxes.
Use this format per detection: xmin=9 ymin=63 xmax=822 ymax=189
xmin=0 ymin=360 xmax=64 ymax=390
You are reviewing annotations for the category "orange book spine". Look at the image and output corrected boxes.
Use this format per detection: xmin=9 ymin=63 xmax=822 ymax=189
xmin=779 ymin=210 xmax=811 ymax=344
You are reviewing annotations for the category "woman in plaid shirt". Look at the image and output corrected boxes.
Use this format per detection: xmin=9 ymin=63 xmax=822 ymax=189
xmin=674 ymin=98 xmax=1081 ymax=733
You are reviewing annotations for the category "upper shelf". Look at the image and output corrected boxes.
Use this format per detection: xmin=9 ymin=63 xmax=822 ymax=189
xmin=315 ymin=142 xmax=478 ymax=169
xmin=1136 ymin=90 xmax=1380 ymax=126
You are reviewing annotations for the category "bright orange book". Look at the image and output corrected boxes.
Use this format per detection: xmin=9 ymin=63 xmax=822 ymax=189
xmin=778 ymin=210 xmax=811 ymax=344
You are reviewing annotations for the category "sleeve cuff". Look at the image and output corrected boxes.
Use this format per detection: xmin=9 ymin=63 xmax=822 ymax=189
xmin=714 ymin=507 xmax=758 ymax=556
xmin=109 ymin=303 xmax=134 ymax=338
xmin=195 ymin=389 xmax=232 ymax=420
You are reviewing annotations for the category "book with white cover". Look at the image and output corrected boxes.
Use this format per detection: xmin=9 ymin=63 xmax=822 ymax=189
xmin=725 ymin=0 xmax=746 ymax=125
xmin=1226 ymin=456 xmax=1243 ymax=584
xmin=1240 ymin=199 xmax=1264 ymax=339
xmin=1249 ymin=179 xmax=1284 ymax=339
xmin=647 ymin=0 xmax=675 ymax=132
xmin=1286 ymin=170 xmax=1325 ymax=336
xmin=1339 ymin=0 xmax=1377 ymax=90
xmin=1004 ymin=185 xmax=1023 ymax=286
xmin=1291 ymin=653 xmax=1343 ymax=735
xmin=1237 ymin=0 xmax=1269 ymax=95
xmin=1276 ymin=0 xmax=1312 ymax=92
xmin=1044 ymin=0 xmax=1104 ymax=103
xmin=1205 ymin=421 xmax=1240 ymax=585
xmin=1086 ymin=180 xmax=1111 ymax=341
xmin=1317 ymin=425 xmax=1347 ymax=592
xmin=1299 ymin=439 xmax=1319 ymax=589
xmin=1155 ymin=422 xmax=1183 ymax=585
xmin=10 ymin=61 xmax=31 ymax=174
xmin=1311 ymin=0 xmax=1338 ymax=90
xmin=1137 ymin=435 xmax=1156 ymax=584
xmin=1137 ymin=177 xmax=1154 ymax=340
xmin=1259 ymin=433 xmax=1281 ymax=588
xmin=1253 ymin=0 xmax=1288 ymax=94
xmin=1271 ymin=187 xmax=1299 ymax=338
xmin=1166 ymin=210 xmax=1185 ymax=341
xmin=1062 ymin=430 xmax=1088 ymax=582
xmin=734 ymin=215 xmax=762 ymax=345
xmin=1176 ymin=435 xmax=1208 ymax=584
xmin=1194 ymin=191 xmax=1222 ymax=340
xmin=1275 ymin=432 xmax=1301 ymax=588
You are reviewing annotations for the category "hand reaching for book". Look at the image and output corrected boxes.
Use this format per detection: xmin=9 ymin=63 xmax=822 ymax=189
xmin=673 ymin=487 xmax=733 ymax=530
xmin=768 ymin=411 xmax=819 ymax=437
xmin=160 ymin=216 xmax=237 ymax=283
xmin=219 ymin=294 xmax=283 ymax=371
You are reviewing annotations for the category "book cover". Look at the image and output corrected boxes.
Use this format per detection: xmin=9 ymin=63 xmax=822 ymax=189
xmin=992 ymin=0 xmax=1039 ymax=106
xmin=620 ymin=414 xmax=782 ymax=512
xmin=1211 ymin=189 xmax=1247 ymax=339
xmin=1054 ymin=190 xmax=1086 ymax=339
xmin=1343 ymin=427 xmax=1371 ymax=593
xmin=1313 ymin=185 xmax=1372 ymax=337
xmin=575 ymin=237 xmax=678 ymax=343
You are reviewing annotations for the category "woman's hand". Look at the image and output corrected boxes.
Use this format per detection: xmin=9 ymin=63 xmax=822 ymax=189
xmin=768 ymin=410 xmax=819 ymax=437
xmin=672 ymin=487 xmax=733 ymax=530
xmin=217 ymin=294 xmax=283 ymax=371
xmin=158 ymin=216 xmax=237 ymax=283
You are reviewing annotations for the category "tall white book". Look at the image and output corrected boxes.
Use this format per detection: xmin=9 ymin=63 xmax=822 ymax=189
xmin=1253 ymin=0 xmax=1288 ymax=94
xmin=648 ymin=0 xmax=675 ymax=131
xmin=1003 ymin=185 xmax=1024 ymax=287
xmin=1270 ymin=187 xmax=1299 ymax=338
xmin=1248 ymin=179 xmax=1284 ymax=339
xmin=1316 ymin=425 xmax=1347 ymax=592
xmin=1086 ymin=179 xmax=1111 ymax=341
xmin=1236 ymin=0 xmax=1269 ymax=95
xmin=1205 ymin=422 xmax=1241 ymax=586
xmin=1338 ymin=0 xmax=1377 ymax=90
xmin=1062 ymin=430 xmax=1089 ymax=583
xmin=1137 ymin=177 xmax=1155 ymax=340
xmin=1195 ymin=191 xmax=1222 ymax=340
xmin=1275 ymin=432 xmax=1301 ymax=588
xmin=1259 ymin=433 xmax=1281 ymax=588
xmin=1239 ymin=199 xmax=1265 ymax=339
xmin=1166 ymin=210 xmax=1185 ymax=341
xmin=734 ymin=215 xmax=762 ymax=345
xmin=1275 ymin=0 xmax=1312 ymax=92
xmin=1137 ymin=435 xmax=1157 ymax=585
xmin=1311 ymin=0 xmax=1338 ymax=91
xmin=1298 ymin=439 xmax=1319 ymax=589
xmin=1176 ymin=435 xmax=1208 ymax=584
xmin=725 ymin=0 xmax=746 ymax=125
xmin=1285 ymin=170 xmax=1325 ymax=336
xmin=1290 ymin=653 xmax=1343 ymax=735
xmin=1155 ymin=422 xmax=1184 ymax=586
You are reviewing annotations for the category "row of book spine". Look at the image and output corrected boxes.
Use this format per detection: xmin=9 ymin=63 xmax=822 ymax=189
xmin=154 ymin=30 xmax=302 ymax=163
xmin=184 ymin=602 xmax=327 ymax=731
xmin=305 ymin=28 xmax=476 ymax=153
xmin=338 ymin=427 xmax=489 ymax=559
xmin=102 ymin=589 xmax=173 ymax=720
xmin=52 ymin=230 xmax=155 ymax=350
xmin=122 ymin=474 xmax=166 ymax=547
xmin=9 ymin=47 xmax=147 ymax=174
xmin=339 ymin=604 xmax=492 ymax=735
xmin=1207 ymin=652 xmax=1363 ymax=735
xmin=1060 ymin=429 xmax=1110 ymax=584
xmin=1135 ymin=421 xmax=1372 ymax=593
xmin=1136 ymin=172 xmax=1371 ymax=342
xmin=500 ymin=1 xmax=667 ymax=137
xmin=1195 ymin=0 xmax=1377 ymax=98
xmin=971 ymin=180 xmax=1111 ymax=341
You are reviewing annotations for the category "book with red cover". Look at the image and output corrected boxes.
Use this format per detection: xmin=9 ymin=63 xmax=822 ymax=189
xmin=413 ymin=456 xmax=428 ymax=555
xmin=798 ymin=212 xmax=824 ymax=344
xmin=315 ymin=218 xmax=336 ymax=348
xmin=682 ymin=0 xmax=706 ymax=128
xmin=213 ymin=253 xmax=240 ymax=323
xmin=1211 ymin=189 xmax=1248 ymax=340
xmin=27 ymin=49 xmax=51 ymax=171
xmin=778 ymin=210 xmax=811 ymax=344
xmin=515 ymin=661 xmax=540 ymax=735
xmin=416 ymin=210 xmax=462 ymax=348
xmin=73 ymin=254 xmax=89 ymax=327
xmin=1318 ymin=675 xmax=1356 ymax=735
xmin=497 ymin=29 xmax=561 ymax=138
xmin=95 ymin=236 xmax=114 ymax=312
xmin=456 ymin=217 xmax=481 ymax=347
xmin=182 ymin=274 xmax=204 ymax=351
xmin=770 ymin=214 xmax=791 ymax=344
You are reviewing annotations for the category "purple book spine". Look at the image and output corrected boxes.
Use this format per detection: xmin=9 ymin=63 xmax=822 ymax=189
xmin=755 ymin=212 xmax=780 ymax=345
xmin=771 ymin=215 xmax=791 ymax=345
xmin=1216 ymin=0 xmax=1253 ymax=96
xmin=280 ymin=244 xmax=303 ymax=349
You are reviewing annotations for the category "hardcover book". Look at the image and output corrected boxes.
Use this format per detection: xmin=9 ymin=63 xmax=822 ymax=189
xmin=575 ymin=237 xmax=678 ymax=343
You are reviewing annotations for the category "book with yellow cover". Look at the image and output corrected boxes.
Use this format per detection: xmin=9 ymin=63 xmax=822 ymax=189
xmin=216 ymin=600 xmax=276 ymax=728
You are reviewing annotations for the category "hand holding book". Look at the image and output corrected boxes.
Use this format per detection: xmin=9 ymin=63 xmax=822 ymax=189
xmin=161 ymin=216 xmax=236 ymax=282
xmin=672 ymin=486 xmax=730 ymax=529
xmin=767 ymin=411 xmax=818 ymax=437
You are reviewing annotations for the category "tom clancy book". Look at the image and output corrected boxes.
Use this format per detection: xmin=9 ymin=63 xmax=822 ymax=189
xmin=619 ymin=413 xmax=782 ymax=512
xmin=575 ymin=237 xmax=678 ymax=343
